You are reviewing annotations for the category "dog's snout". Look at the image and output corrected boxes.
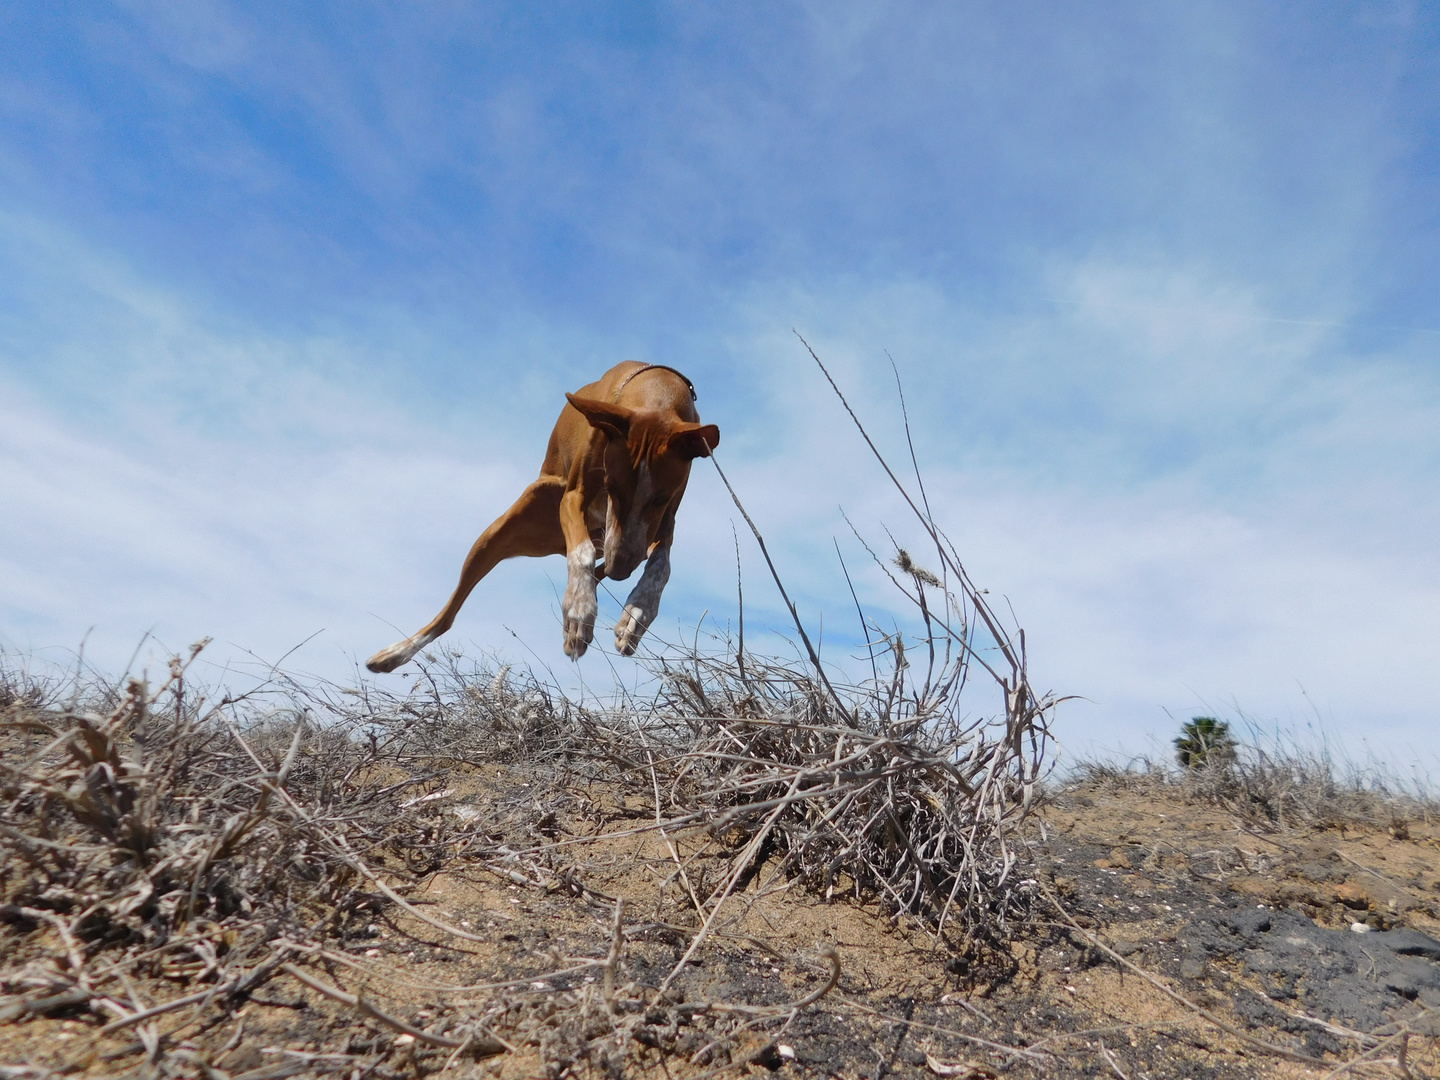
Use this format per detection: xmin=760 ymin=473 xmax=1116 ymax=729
xmin=605 ymin=545 xmax=644 ymax=580
xmin=603 ymin=512 xmax=648 ymax=582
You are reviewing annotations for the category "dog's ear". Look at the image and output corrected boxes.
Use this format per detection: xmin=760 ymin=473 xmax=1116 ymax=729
xmin=666 ymin=422 xmax=720 ymax=460
xmin=566 ymin=393 xmax=634 ymax=441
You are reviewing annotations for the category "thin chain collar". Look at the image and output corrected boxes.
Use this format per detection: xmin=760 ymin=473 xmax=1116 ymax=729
xmin=609 ymin=363 xmax=698 ymax=403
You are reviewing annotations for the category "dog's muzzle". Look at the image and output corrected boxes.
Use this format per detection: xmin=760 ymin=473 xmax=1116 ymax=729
xmin=604 ymin=547 xmax=644 ymax=581
xmin=600 ymin=502 xmax=646 ymax=581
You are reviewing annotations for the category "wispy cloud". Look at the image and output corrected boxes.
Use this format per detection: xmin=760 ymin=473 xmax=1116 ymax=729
xmin=0 ymin=212 xmax=576 ymax=684
xmin=3 ymin=210 xmax=1438 ymax=764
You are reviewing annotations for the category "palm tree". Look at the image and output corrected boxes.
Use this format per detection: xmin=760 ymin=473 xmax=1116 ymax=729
xmin=1174 ymin=716 xmax=1236 ymax=769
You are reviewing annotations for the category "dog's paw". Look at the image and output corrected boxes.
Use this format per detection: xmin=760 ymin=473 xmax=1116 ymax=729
xmin=563 ymin=613 xmax=595 ymax=659
xmin=614 ymin=604 xmax=652 ymax=656
xmin=366 ymin=642 xmax=413 ymax=673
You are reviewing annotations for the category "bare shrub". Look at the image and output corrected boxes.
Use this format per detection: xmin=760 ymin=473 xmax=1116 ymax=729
xmin=0 ymin=644 xmax=476 ymax=1061
xmin=0 ymin=646 xmax=61 ymax=712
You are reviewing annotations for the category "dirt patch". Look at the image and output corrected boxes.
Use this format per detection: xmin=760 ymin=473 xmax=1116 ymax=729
xmin=1012 ymin=773 xmax=1440 ymax=1076
xmin=7 ymin=750 xmax=1438 ymax=1079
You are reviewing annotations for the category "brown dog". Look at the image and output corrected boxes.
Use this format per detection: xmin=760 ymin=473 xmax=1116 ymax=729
xmin=366 ymin=362 xmax=719 ymax=672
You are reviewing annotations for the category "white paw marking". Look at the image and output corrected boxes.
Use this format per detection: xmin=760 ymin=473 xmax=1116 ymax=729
xmin=365 ymin=630 xmax=436 ymax=673
xmin=563 ymin=540 xmax=598 ymax=658
xmin=615 ymin=548 xmax=670 ymax=655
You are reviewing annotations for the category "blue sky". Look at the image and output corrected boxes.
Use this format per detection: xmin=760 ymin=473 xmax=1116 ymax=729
xmin=1 ymin=2 xmax=1437 ymax=767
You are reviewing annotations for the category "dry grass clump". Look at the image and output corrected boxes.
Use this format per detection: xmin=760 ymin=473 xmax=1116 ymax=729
xmin=587 ymin=646 xmax=1046 ymax=937
xmin=292 ymin=622 xmax=1051 ymax=941
xmin=298 ymin=657 xmax=583 ymax=769
xmin=0 ymin=644 xmax=490 ymax=1073
xmin=1064 ymin=734 xmax=1436 ymax=832
xmin=0 ymin=645 xmax=702 ymax=1078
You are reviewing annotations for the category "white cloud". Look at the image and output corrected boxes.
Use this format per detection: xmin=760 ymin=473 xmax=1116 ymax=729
xmin=3 ymin=232 xmax=1437 ymax=772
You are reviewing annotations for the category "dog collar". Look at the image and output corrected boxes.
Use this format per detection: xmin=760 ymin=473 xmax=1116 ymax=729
xmin=611 ymin=363 xmax=698 ymax=402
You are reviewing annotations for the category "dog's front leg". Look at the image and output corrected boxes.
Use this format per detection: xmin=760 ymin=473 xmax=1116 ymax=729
xmin=559 ymin=489 xmax=599 ymax=659
xmin=615 ymin=544 xmax=670 ymax=656
xmin=562 ymin=537 xmax=599 ymax=658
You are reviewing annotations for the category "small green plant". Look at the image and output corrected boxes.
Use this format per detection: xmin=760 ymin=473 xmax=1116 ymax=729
xmin=1174 ymin=716 xmax=1237 ymax=770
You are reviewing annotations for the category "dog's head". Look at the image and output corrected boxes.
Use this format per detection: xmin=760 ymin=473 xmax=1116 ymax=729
xmin=565 ymin=393 xmax=719 ymax=580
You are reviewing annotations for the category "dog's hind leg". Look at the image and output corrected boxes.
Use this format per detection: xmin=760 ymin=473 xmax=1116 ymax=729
xmin=366 ymin=477 xmax=565 ymax=673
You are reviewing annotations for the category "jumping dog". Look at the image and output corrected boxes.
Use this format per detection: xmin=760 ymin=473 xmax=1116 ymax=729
xmin=366 ymin=362 xmax=719 ymax=671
